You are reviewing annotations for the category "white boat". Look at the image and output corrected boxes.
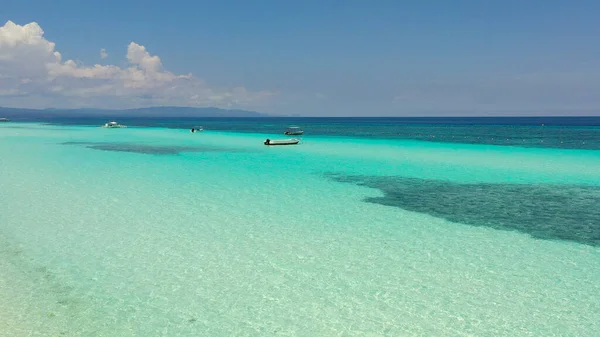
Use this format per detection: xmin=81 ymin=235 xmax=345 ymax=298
xmin=284 ymin=126 xmax=304 ymax=135
xmin=190 ymin=126 xmax=203 ymax=133
xmin=102 ymin=121 xmax=126 ymax=128
xmin=264 ymin=138 xmax=300 ymax=146
xmin=0 ymin=118 xmax=9 ymax=122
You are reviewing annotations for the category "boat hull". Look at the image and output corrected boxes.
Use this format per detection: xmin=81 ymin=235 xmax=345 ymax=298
xmin=264 ymin=139 xmax=300 ymax=146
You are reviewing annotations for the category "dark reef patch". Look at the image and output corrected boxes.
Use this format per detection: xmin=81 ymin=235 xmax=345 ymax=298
xmin=326 ymin=173 xmax=600 ymax=246
xmin=62 ymin=141 xmax=244 ymax=155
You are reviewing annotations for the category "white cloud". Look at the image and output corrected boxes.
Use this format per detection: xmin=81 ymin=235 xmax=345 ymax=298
xmin=0 ymin=20 xmax=276 ymax=109
xmin=100 ymin=48 xmax=108 ymax=59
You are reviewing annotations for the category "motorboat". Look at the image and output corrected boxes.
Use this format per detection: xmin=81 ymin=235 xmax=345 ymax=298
xmin=264 ymin=138 xmax=300 ymax=146
xmin=284 ymin=126 xmax=304 ymax=136
xmin=190 ymin=126 xmax=203 ymax=133
xmin=0 ymin=118 xmax=9 ymax=122
xmin=102 ymin=121 xmax=126 ymax=128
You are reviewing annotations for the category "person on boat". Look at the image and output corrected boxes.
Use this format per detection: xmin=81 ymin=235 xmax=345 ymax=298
xmin=191 ymin=128 xmax=195 ymax=133
xmin=264 ymin=139 xmax=270 ymax=145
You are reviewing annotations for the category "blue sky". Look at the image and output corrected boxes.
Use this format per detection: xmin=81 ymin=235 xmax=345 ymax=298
xmin=1 ymin=0 xmax=599 ymax=116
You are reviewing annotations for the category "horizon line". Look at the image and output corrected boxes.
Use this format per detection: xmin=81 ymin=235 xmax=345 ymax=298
xmin=1 ymin=105 xmax=599 ymax=118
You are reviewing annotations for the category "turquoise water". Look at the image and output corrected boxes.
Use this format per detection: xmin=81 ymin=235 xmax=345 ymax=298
xmin=1 ymin=122 xmax=599 ymax=336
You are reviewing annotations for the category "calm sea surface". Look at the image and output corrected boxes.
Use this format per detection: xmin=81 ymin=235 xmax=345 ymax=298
xmin=1 ymin=117 xmax=599 ymax=336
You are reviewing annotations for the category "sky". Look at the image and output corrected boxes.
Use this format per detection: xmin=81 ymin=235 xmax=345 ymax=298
xmin=1 ymin=0 xmax=599 ymax=116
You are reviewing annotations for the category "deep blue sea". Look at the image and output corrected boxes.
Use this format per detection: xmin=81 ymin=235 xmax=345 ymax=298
xmin=19 ymin=116 xmax=600 ymax=150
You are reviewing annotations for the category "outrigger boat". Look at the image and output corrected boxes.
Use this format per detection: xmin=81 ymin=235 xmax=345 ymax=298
xmin=102 ymin=121 xmax=126 ymax=128
xmin=284 ymin=126 xmax=304 ymax=135
xmin=264 ymin=138 xmax=300 ymax=146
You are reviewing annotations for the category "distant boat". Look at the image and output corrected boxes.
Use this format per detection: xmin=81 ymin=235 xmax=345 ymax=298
xmin=0 ymin=118 xmax=9 ymax=122
xmin=190 ymin=126 xmax=203 ymax=133
xmin=264 ymin=138 xmax=300 ymax=146
xmin=284 ymin=126 xmax=304 ymax=136
xmin=102 ymin=121 xmax=126 ymax=128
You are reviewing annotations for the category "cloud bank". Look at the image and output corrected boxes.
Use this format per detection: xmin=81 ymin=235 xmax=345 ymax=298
xmin=0 ymin=21 xmax=276 ymax=109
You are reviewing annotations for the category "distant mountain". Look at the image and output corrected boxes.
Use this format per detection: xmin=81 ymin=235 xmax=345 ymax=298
xmin=0 ymin=106 xmax=267 ymax=118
